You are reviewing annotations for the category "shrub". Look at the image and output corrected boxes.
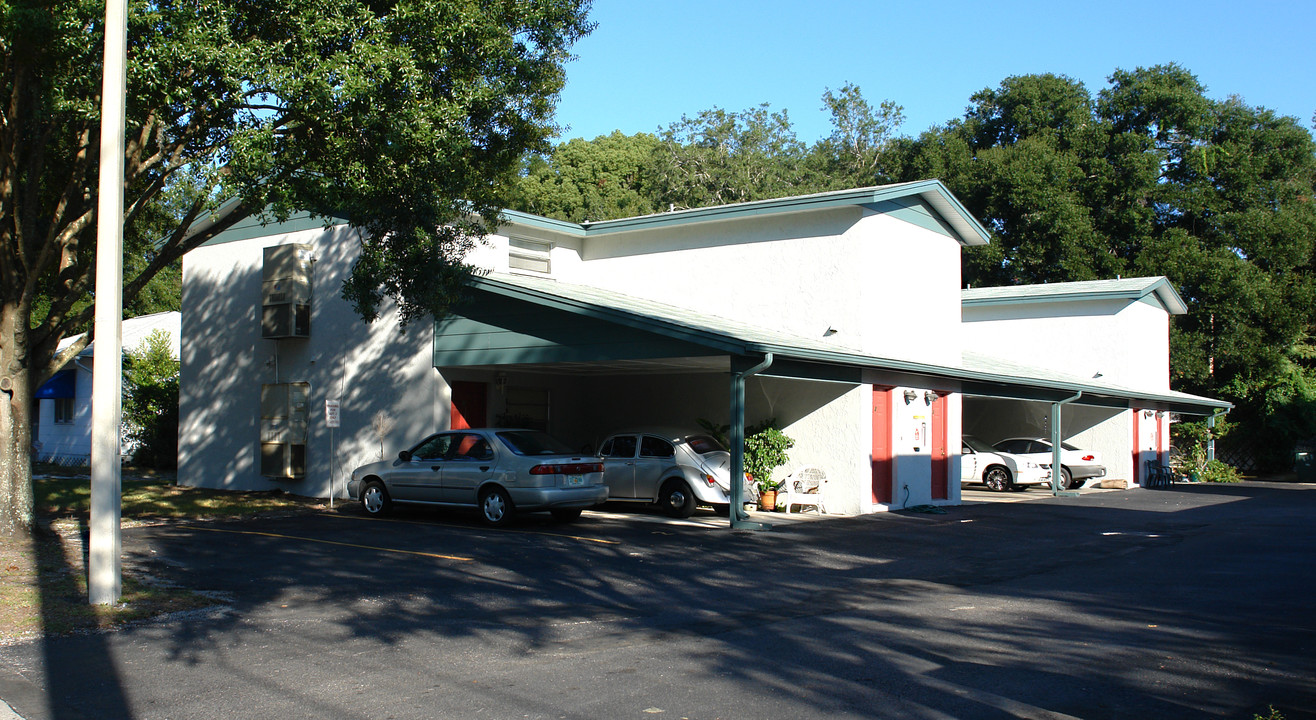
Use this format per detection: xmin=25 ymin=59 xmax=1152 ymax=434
xmin=743 ymin=421 xmax=794 ymax=492
xmin=1198 ymin=458 xmax=1242 ymax=483
xmin=122 ymin=330 xmax=179 ymax=469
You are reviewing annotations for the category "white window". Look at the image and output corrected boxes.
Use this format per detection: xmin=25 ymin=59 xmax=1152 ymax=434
xmin=509 ymin=237 xmax=551 ymax=274
xmin=54 ymin=397 xmax=75 ymax=425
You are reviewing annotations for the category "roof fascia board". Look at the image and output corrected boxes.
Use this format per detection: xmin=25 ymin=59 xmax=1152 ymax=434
xmin=497 ymin=209 xmax=587 ymax=237
xmin=566 ymin=180 xmax=990 ymax=247
xmin=963 ymin=277 xmax=1189 ymax=315
xmin=195 ymin=209 xmax=348 ymax=247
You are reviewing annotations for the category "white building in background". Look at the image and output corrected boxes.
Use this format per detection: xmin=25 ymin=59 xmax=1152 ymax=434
xmin=176 ymin=182 xmax=1227 ymax=513
xmin=34 ymin=311 xmax=181 ymax=465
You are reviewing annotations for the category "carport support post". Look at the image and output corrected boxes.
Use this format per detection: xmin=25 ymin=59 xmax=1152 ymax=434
xmin=1207 ymin=411 xmax=1223 ymax=463
xmin=730 ymin=354 xmax=773 ymax=530
xmin=1050 ymin=392 xmax=1082 ymax=497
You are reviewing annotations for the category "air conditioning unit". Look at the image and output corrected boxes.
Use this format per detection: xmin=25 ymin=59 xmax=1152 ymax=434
xmin=261 ymin=442 xmax=306 ymax=479
xmin=261 ymin=382 xmax=309 ymax=479
xmin=261 ymin=244 xmax=313 ymax=338
xmin=262 ymin=302 xmax=310 ymax=338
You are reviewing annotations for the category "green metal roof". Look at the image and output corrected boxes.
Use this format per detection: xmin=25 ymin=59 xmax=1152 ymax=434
xmin=463 ymin=273 xmax=1229 ymax=416
xmin=962 ymin=277 xmax=1188 ymax=315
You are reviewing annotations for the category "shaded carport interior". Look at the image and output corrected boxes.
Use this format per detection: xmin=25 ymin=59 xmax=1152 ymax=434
xmin=436 ymin=273 xmax=1232 ymax=525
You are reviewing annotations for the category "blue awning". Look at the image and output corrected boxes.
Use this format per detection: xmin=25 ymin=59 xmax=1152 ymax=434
xmin=35 ymin=370 xmax=76 ymax=399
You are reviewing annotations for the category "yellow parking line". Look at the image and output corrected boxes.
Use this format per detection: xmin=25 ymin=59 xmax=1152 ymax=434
xmin=187 ymin=526 xmax=473 ymax=561
xmin=327 ymin=511 xmax=620 ymax=545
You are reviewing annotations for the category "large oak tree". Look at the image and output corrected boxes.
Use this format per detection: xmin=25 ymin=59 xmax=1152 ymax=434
xmin=890 ymin=65 xmax=1316 ymax=467
xmin=0 ymin=0 xmax=592 ymax=534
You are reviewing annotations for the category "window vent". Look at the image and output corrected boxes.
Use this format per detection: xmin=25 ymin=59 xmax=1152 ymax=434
xmin=509 ymin=237 xmax=551 ymax=274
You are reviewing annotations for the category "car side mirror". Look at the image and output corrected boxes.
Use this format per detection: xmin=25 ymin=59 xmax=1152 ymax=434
xmin=397 ymin=450 xmax=412 ymax=462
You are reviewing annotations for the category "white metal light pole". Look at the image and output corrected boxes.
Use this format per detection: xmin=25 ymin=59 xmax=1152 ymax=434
xmin=89 ymin=0 xmax=128 ymax=606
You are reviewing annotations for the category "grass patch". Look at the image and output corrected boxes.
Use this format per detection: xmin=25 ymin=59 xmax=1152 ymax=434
xmin=33 ymin=469 xmax=326 ymax=521
xmin=2 ymin=467 xmax=327 ymax=644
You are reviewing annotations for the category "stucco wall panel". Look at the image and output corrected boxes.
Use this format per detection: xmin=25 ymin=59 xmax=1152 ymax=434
xmin=181 ymin=226 xmax=440 ymax=496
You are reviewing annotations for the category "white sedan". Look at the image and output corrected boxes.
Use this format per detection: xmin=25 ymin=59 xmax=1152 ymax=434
xmin=992 ymin=437 xmax=1106 ymax=490
xmin=961 ymin=435 xmax=1052 ymax=491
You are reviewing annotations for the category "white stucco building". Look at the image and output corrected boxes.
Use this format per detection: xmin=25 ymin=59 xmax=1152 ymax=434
xmin=178 ymin=182 xmax=1228 ymax=516
xmin=35 ymin=311 xmax=181 ymax=465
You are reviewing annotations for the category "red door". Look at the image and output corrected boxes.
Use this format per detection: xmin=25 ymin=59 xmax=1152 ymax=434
xmin=930 ymin=393 xmax=949 ymax=500
xmin=450 ymin=381 xmax=488 ymax=430
xmin=871 ymin=387 xmax=893 ymax=504
xmin=1131 ymin=408 xmax=1141 ymax=486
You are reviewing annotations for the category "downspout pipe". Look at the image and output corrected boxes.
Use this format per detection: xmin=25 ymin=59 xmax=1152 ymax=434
xmin=1050 ymin=391 xmax=1082 ymax=496
xmin=730 ymin=353 xmax=773 ymax=530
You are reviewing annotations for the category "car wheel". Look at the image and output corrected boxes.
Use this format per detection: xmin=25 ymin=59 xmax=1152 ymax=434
xmin=659 ymin=479 xmax=697 ymax=518
xmin=1060 ymin=467 xmax=1074 ymax=490
xmin=550 ymin=508 xmax=582 ymax=522
xmin=360 ymin=480 xmax=392 ymax=516
xmin=983 ymin=466 xmax=1012 ymax=492
xmin=479 ymin=487 xmax=515 ymax=527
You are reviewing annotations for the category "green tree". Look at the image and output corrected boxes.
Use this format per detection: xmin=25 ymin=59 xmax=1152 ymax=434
xmin=511 ymin=131 xmax=659 ymax=222
xmin=0 ymin=0 xmax=592 ymax=534
xmin=895 ymin=64 xmax=1316 ymax=468
xmin=122 ymin=329 xmax=179 ymax=470
xmin=805 ymin=82 xmax=905 ymax=190
xmin=645 ymin=103 xmax=811 ymax=210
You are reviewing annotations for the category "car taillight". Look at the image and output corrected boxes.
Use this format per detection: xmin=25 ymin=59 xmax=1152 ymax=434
xmin=530 ymin=462 xmax=604 ymax=475
xmin=703 ymin=473 xmax=716 ymax=486
xmin=1082 ymin=455 xmax=1095 ymax=461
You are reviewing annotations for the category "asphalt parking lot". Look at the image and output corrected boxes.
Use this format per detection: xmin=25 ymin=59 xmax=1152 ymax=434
xmin=2 ymin=482 xmax=1314 ymax=720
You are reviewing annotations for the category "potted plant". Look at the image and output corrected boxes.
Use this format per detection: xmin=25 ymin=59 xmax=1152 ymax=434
xmin=745 ymin=421 xmax=794 ymax=511
xmin=697 ymin=418 xmax=795 ymax=511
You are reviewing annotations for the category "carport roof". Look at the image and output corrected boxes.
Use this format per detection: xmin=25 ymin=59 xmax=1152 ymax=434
xmin=462 ymin=273 xmax=1230 ymax=416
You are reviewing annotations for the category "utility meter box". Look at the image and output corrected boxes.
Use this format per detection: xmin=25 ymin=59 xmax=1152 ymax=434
xmin=261 ymin=244 xmax=313 ymax=338
xmin=260 ymin=382 xmax=310 ymax=479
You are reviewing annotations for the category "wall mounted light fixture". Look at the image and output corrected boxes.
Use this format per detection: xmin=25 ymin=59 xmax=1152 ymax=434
xmin=903 ymin=389 xmax=918 ymax=405
xmin=924 ymin=390 xmax=937 ymax=406
xmin=495 ymin=372 xmax=508 ymax=394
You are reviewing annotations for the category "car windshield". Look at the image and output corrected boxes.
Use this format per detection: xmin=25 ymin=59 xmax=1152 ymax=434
xmin=963 ymin=436 xmax=997 ymax=453
xmin=683 ymin=434 xmax=726 ymax=455
xmin=496 ymin=430 xmax=575 ymax=456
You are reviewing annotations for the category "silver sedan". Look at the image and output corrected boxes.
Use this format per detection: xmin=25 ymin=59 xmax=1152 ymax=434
xmin=348 ymin=428 xmax=609 ymax=526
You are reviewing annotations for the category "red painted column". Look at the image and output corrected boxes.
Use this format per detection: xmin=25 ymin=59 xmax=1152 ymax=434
xmin=871 ymin=387 xmax=893 ymax=504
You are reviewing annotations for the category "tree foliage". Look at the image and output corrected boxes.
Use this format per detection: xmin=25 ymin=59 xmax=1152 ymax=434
xmin=511 ymin=85 xmax=906 ymax=222
xmin=890 ymin=65 xmax=1316 ymax=468
xmin=122 ymin=329 xmax=178 ymax=470
xmin=0 ymin=0 xmax=592 ymax=533
xmin=512 ymin=130 xmax=659 ymax=222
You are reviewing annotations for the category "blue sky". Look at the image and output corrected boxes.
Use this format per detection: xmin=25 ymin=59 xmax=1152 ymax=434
xmin=552 ymin=0 xmax=1316 ymax=144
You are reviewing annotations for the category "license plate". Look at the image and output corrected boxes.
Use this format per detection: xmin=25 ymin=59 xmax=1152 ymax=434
xmin=566 ymin=474 xmax=584 ymax=486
